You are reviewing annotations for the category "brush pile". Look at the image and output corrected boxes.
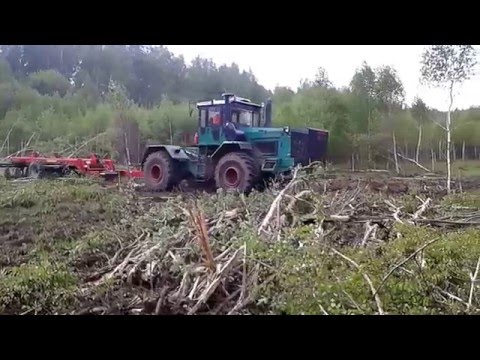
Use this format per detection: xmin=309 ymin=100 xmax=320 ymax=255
xmin=72 ymin=168 xmax=480 ymax=315
xmin=1 ymin=169 xmax=480 ymax=315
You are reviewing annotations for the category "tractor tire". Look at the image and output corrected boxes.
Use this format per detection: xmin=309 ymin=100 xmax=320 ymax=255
xmin=143 ymin=151 xmax=177 ymax=192
xmin=28 ymin=163 xmax=44 ymax=179
xmin=214 ymin=152 xmax=259 ymax=193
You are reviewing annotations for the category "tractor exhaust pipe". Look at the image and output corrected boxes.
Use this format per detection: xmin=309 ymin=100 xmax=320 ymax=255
xmin=222 ymin=93 xmax=234 ymax=124
xmin=265 ymin=98 xmax=272 ymax=127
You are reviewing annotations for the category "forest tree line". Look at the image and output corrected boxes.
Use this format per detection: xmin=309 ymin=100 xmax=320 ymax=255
xmin=0 ymin=45 xmax=479 ymax=168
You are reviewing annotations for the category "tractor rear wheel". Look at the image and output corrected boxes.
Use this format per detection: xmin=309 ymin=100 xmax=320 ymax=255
xmin=215 ymin=152 xmax=259 ymax=193
xmin=144 ymin=151 xmax=177 ymax=192
xmin=28 ymin=163 xmax=45 ymax=179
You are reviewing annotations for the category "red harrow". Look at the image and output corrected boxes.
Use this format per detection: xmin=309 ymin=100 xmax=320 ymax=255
xmin=0 ymin=151 xmax=144 ymax=182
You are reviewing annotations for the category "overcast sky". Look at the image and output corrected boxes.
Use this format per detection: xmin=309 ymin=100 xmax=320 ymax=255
xmin=165 ymin=45 xmax=480 ymax=111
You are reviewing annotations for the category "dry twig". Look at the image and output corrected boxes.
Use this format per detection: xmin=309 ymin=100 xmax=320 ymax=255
xmin=373 ymin=237 xmax=441 ymax=298
xmin=258 ymin=166 xmax=301 ymax=235
xmin=330 ymin=248 xmax=384 ymax=315
xmin=412 ymin=197 xmax=432 ymax=220
xmin=467 ymin=256 xmax=480 ymax=311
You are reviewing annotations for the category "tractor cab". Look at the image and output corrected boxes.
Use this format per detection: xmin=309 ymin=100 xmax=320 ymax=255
xmin=195 ymin=93 xmax=270 ymax=145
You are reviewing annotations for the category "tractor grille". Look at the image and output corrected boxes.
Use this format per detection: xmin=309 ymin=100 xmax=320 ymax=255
xmin=253 ymin=141 xmax=277 ymax=156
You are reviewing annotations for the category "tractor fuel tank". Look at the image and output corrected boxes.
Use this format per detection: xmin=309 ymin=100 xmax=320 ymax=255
xmin=290 ymin=127 xmax=329 ymax=166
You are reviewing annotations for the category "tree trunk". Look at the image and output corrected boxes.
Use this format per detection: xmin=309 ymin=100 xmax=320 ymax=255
xmin=351 ymin=152 xmax=355 ymax=171
xmin=446 ymin=82 xmax=453 ymax=194
xmin=462 ymin=141 xmax=466 ymax=161
xmin=367 ymin=107 xmax=372 ymax=166
xmin=453 ymin=142 xmax=456 ymax=161
xmin=416 ymin=125 xmax=422 ymax=163
xmin=475 ymin=146 xmax=478 ymax=160
xmin=438 ymin=140 xmax=442 ymax=160
xmin=168 ymin=116 xmax=173 ymax=145
xmin=431 ymin=149 xmax=435 ymax=172
xmin=393 ymin=131 xmax=399 ymax=174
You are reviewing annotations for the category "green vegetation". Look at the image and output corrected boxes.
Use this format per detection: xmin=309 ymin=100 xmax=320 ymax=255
xmin=0 ymin=178 xmax=479 ymax=315
xmin=1 ymin=45 xmax=480 ymax=315
xmin=259 ymin=224 xmax=480 ymax=315
xmin=0 ymin=45 xmax=479 ymax=170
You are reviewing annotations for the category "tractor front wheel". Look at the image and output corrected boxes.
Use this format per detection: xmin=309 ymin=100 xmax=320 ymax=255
xmin=215 ymin=152 xmax=259 ymax=193
xmin=143 ymin=151 xmax=177 ymax=192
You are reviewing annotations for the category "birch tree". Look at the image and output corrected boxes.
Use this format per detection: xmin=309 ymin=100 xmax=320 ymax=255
xmin=420 ymin=45 xmax=477 ymax=193
xmin=411 ymin=97 xmax=429 ymax=163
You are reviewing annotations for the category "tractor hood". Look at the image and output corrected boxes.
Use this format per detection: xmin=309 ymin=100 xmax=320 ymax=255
xmin=242 ymin=127 xmax=289 ymax=140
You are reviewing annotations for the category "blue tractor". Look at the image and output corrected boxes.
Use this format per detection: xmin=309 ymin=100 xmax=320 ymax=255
xmin=141 ymin=93 xmax=328 ymax=193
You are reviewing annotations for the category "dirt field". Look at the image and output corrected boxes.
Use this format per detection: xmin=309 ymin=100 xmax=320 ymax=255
xmin=1 ymin=168 xmax=480 ymax=315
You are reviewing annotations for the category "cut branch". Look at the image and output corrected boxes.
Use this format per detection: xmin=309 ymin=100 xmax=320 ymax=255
xmin=361 ymin=221 xmax=378 ymax=247
xmin=258 ymin=166 xmax=300 ymax=235
xmin=467 ymin=256 xmax=480 ymax=311
xmin=330 ymin=248 xmax=384 ymax=315
xmin=412 ymin=197 xmax=432 ymax=220
xmin=396 ymin=153 xmax=431 ymax=173
xmin=373 ymin=237 xmax=441 ymax=297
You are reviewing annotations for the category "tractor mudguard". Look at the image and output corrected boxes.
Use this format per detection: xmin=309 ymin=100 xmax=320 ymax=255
xmin=211 ymin=141 xmax=253 ymax=160
xmin=141 ymin=145 xmax=190 ymax=166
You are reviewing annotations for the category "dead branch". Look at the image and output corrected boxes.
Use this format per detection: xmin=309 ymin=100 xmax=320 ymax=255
xmin=330 ymin=248 xmax=384 ymax=315
xmin=188 ymin=206 xmax=216 ymax=272
xmin=412 ymin=197 xmax=432 ymax=220
xmin=361 ymin=221 xmax=378 ymax=247
xmin=0 ymin=122 xmax=18 ymax=156
xmin=7 ymin=133 xmax=37 ymax=157
xmin=335 ymin=185 xmax=363 ymax=215
xmin=384 ymin=200 xmax=404 ymax=224
xmin=318 ymin=303 xmax=329 ymax=315
xmin=258 ymin=166 xmax=301 ymax=235
xmin=65 ymin=133 xmax=107 ymax=157
xmin=373 ymin=237 xmax=441 ymax=297
xmin=467 ymin=256 xmax=480 ymax=311
xmin=188 ymin=246 xmax=244 ymax=314
xmin=414 ymin=219 xmax=480 ymax=226
xmin=155 ymin=286 xmax=169 ymax=315
xmin=285 ymin=190 xmax=313 ymax=212
xmin=396 ymin=153 xmax=432 ymax=173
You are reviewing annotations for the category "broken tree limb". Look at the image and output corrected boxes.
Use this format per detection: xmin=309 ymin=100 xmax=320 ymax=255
xmin=0 ymin=122 xmax=18 ymax=156
xmin=258 ymin=166 xmax=301 ymax=235
xmin=384 ymin=200 xmax=404 ymax=224
xmin=373 ymin=237 xmax=441 ymax=298
xmin=413 ymin=219 xmax=480 ymax=226
xmin=65 ymin=132 xmax=107 ymax=157
xmin=7 ymin=133 xmax=37 ymax=158
xmin=361 ymin=221 xmax=378 ymax=247
xmin=412 ymin=197 xmax=432 ymax=220
xmin=467 ymin=256 xmax=480 ymax=312
xmin=188 ymin=246 xmax=244 ymax=315
xmin=396 ymin=153 xmax=432 ymax=173
xmin=330 ymin=247 xmax=384 ymax=315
